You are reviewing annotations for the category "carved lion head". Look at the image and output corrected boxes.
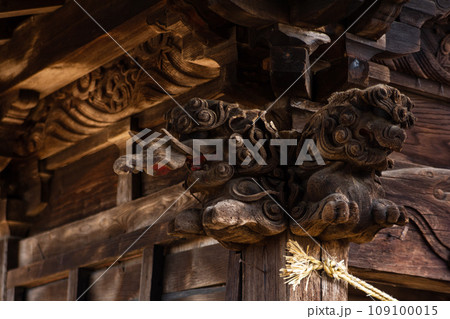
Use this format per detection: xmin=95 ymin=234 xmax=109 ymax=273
xmin=300 ymin=84 xmax=415 ymax=170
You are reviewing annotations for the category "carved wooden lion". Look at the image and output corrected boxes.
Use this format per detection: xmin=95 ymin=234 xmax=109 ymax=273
xmin=114 ymin=84 xmax=415 ymax=249
xmin=290 ymin=84 xmax=415 ymax=243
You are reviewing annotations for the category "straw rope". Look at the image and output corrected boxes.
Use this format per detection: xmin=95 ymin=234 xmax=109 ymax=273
xmin=280 ymin=240 xmax=397 ymax=301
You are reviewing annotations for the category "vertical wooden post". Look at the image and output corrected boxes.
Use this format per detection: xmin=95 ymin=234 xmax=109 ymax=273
xmin=6 ymin=286 xmax=24 ymax=301
xmin=139 ymin=246 xmax=154 ymax=301
xmin=0 ymin=198 xmax=21 ymax=301
xmin=321 ymin=240 xmax=349 ymax=301
xmin=67 ymin=268 xmax=92 ymax=301
xmin=114 ymin=139 xmax=133 ymax=206
xmin=0 ymin=238 xmax=9 ymax=301
xmin=238 ymin=231 xmax=348 ymax=301
xmin=225 ymin=251 xmax=242 ymax=301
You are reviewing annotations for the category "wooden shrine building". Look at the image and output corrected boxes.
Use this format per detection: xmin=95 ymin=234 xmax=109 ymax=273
xmin=0 ymin=0 xmax=449 ymax=301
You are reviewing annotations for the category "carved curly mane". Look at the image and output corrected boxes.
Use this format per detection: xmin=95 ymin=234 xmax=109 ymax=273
xmin=299 ymin=84 xmax=415 ymax=170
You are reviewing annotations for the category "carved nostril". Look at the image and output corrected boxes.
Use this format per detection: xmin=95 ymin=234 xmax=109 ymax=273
xmin=390 ymin=127 xmax=406 ymax=141
xmin=359 ymin=128 xmax=372 ymax=141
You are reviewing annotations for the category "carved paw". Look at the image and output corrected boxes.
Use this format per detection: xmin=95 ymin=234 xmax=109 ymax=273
xmin=321 ymin=194 xmax=359 ymax=224
xmin=372 ymin=199 xmax=408 ymax=227
xmin=290 ymin=193 xmax=359 ymax=237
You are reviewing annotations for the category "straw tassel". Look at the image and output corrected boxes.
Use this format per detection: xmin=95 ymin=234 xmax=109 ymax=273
xmin=280 ymin=240 xmax=397 ymax=301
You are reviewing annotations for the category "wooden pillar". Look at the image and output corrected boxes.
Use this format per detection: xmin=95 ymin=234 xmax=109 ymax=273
xmin=66 ymin=268 xmax=92 ymax=301
xmin=139 ymin=246 xmax=154 ymax=301
xmin=0 ymin=196 xmax=22 ymax=301
xmin=230 ymin=231 xmax=349 ymax=301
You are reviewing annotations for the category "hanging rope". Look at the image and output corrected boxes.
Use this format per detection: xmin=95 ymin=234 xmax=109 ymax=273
xmin=280 ymin=240 xmax=397 ymax=301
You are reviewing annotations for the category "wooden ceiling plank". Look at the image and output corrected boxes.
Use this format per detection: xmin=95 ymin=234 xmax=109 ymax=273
xmin=0 ymin=0 xmax=64 ymax=19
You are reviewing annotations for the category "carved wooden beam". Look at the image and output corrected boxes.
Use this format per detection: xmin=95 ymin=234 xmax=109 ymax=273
xmin=374 ymin=16 xmax=450 ymax=87
xmin=2 ymin=21 xmax=235 ymax=159
xmin=0 ymin=0 xmax=169 ymax=124
xmin=315 ymin=1 xmax=450 ymax=100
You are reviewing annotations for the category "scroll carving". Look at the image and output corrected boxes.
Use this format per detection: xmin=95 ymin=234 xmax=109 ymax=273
xmin=13 ymin=23 xmax=226 ymax=159
xmin=115 ymin=84 xmax=415 ymax=250
xmin=374 ymin=16 xmax=450 ymax=86
xmin=381 ymin=167 xmax=450 ymax=264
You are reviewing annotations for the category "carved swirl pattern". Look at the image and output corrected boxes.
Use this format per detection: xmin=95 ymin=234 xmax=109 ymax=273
xmin=299 ymin=84 xmax=415 ymax=170
xmin=165 ymin=84 xmax=415 ymax=248
xmin=27 ymin=32 xmax=221 ymax=156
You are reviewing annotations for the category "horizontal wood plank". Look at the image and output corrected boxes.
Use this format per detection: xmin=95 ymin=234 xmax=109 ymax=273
xmin=162 ymin=286 xmax=226 ymax=301
xmin=349 ymin=224 xmax=450 ymax=293
xmin=19 ymin=182 xmax=198 ymax=266
xmin=0 ymin=0 xmax=64 ymax=18
xmin=8 ymin=222 xmax=175 ymax=288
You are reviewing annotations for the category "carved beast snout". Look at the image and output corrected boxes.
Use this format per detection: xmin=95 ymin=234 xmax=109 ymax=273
xmin=372 ymin=124 xmax=406 ymax=152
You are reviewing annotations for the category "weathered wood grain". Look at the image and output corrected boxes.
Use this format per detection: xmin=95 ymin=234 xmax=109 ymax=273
xmin=0 ymin=238 xmax=19 ymax=301
xmin=382 ymin=167 xmax=450 ymax=252
xmin=138 ymin=246 xmax=154 ymax=301
xmin=44 ymin=119 xmax=130 ymax=171
xmin=19 ymin=182 xmax=197 ymax=266
xmin=31 ymin=145 xmax=119 ymax=233
xmin=392 ymin=96 xmax=449 ymax=169
xmin=225 ymin=250 xmax=241 ymax=301
xmin=242 ymin=232 xmax=322 ymax=301
xmin=368 ymin=62 xmax=450 ymax=101
xmin=26 ymin=279 xmax=67 ymax=301
xmin=8 ymin=222 xmax=175 ymax=289
xmin=321 ymin=240 xmax=349 ymax=301
xmin=142 ymin=170 xmax=188 ymax=196
xmin=66 ymin=268 xmax=92 ymax=301
xmin=162 ymin=244 xmax=228 ymax=293
xmin=87 ymin=258 xmax=141 ymax=301
xmin=349 ymin=224 xmax=450 ymax=293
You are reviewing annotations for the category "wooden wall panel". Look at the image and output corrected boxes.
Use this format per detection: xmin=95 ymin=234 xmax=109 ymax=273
xmin=31 ymin=145 xmax=119 ymax=233
xmin=141 ymin=169 xmax=187 ymax=196
xmin=162 ymin=244 xmax=229 ymax=297
xmin=349 ymin=222 xmax=450 ymax=293
xmin=26 ymin=279 xmax=67 ymax=301
xmin=394 ymin=93 xmax=450 ymax=169
xmin=86 ymin=258 xmax=141 ymax=301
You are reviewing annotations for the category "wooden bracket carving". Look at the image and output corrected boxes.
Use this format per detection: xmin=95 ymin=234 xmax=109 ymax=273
xmin=11 ymin=20 xmax=233 ymax=159
xmin=115 ymin=84 xmax=416 ymax=249
xmin=374 ymin=15 xmax=450 ymax=86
